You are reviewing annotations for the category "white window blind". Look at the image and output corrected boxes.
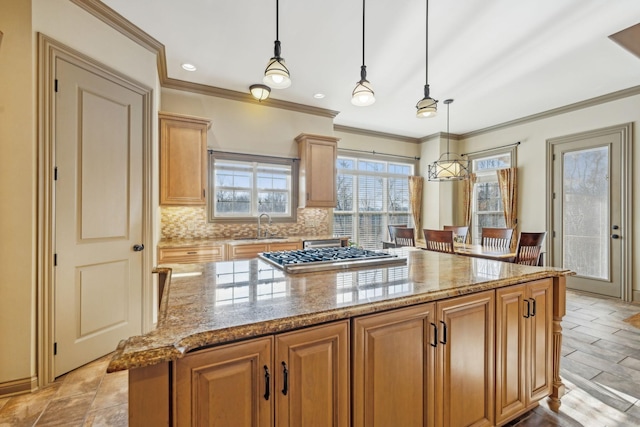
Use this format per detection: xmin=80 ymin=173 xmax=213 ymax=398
xmin=334 ymin=156 xmax=414 ymax=249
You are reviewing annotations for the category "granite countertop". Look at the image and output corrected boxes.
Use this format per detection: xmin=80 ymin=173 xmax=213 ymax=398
xmin=158 ymin=235 xmax=348 ymax=248
xmin=108 ymin=248 xmax=572 ymax=372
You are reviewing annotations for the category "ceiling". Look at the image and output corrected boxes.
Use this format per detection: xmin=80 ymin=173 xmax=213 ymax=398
xmin=101 ymin=0 xmax=640 ymax=139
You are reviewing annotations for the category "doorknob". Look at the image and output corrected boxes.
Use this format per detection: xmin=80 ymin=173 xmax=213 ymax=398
xmin=133 ymin=244 xmax=145 ymax=251
xmin=611 ymin=234 xmax=620 ymax=239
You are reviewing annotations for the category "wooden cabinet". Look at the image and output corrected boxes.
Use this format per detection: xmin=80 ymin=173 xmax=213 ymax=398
xmin=174 ymin=321 xmax=349 ymax=427
xmin=275 ymin=321 xmax=350 ymax=427
xmin=353 ymin=303 xmax=436 ymax=427
xmin=158 ymin=244 xmax=225 ymax=264
xmin=175 ymin=336 xmax=273 ymax=426
xmin=227 ymin=241 xmax=302 ymax=260
xmin=353 ymin=290 xmax=494 ymax=427
xmin=159 ymin=112 xmax=210 ymax=206
xmin=495 ymin=279 xmax=553 ymax=425
xmin=295 ymin=133 xmax=339 ymax=208
xmin=436 ymin=290 xmax=495 ymax=427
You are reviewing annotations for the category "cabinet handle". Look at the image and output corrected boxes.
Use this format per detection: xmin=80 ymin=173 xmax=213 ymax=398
xmin=263 ymin=365 xmax=270 ymax=401
xmin=186 ymin=251 xmax=197 ymax=255
xmin=530 ymin=298 xmax=537 ymax=317
xmin=524 ymin=299 xmax=531 ymax=318
xmin=439 ymin=320 xmax=447 ymax=345
xmin=281 ymin=361 xmax=288 ymax=396
xmin=430 ymin=322 xmax=438 ymax=348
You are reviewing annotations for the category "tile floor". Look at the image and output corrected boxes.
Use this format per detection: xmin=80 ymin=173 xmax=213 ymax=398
xmin=0 ymin=290 xmax=639 ymax=426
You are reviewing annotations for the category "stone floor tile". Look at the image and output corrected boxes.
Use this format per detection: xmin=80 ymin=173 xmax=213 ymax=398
xmin=83 ymin=403 xmax=127 ymax=427
xmin=91 ymin=371 xmax=128 ymax=410
xmin=35 ymin=393 xmax=94 ymax=426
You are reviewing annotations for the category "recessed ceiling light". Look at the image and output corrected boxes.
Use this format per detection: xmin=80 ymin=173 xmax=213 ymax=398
xmin=181 ymin=63 xmax=197 ymax=71
xmin=313 ymin=93 xmax=325 ymax=99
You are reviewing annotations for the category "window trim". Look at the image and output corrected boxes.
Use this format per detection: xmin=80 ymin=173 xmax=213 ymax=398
xmin=207 ymin=151 xmax=299 ymax=224
xmin=467 ymin=145 xmax=517 ymax=244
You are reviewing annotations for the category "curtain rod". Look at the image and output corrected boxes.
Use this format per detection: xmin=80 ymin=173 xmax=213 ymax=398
xmin=339 ymin=148 xmax=420 ymax=161
xmin=460 ymin=141 xmax=520 ymax=157
xmin=208 ymin=149 xmax=299 ymax=161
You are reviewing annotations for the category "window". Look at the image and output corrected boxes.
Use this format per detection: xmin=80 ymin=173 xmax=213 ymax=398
xmin=208 ymin=151 xmax=298 ymax=223
xmin=334 ymin=155 xmax=415 ymax=249
xmin=469 ymin=148 xmax=515 ymax=243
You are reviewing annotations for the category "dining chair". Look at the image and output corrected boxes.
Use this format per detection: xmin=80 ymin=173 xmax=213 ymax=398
xmin=513 ymin=232 xmax=547 ymax=265
xmin=481 ymin=227 xmax=514 ymax=248
xmin=443 ymin=225 xmax=469 ymax=243
xmin=387 ymin=224 xmax=407 ymax=241
xmin=423 ymin=229 xmax=455 ymax=253
xmin=394 ymin=227 xmax=415 ymax=247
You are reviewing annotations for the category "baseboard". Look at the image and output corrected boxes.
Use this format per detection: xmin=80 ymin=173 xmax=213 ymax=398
xmin=633 ymin=290 xmax=640 ymax=303
xmin=0 ymin=376 xmax=38 ymax=398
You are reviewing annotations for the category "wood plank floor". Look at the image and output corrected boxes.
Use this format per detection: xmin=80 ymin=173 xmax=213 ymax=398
xmin=0 ymin=289 xmax=639 ymax=426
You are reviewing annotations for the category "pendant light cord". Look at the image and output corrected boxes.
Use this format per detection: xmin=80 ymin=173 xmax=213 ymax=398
xmin=276 ymin=0 xmax=280 ymax=41
xmin=362 ymin=0 xmax=366 ymax=67
xmin=425 ymin=0 xmax=429 ymax=85
xmin=446 ymin=100 xmax=450 ymax=159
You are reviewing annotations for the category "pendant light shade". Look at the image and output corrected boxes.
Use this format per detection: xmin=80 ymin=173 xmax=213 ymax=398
xmin=264 ymin=0 xmax=291 ymax=89
xmin=250 ymin=84 xmax=271 ymax=101
xmin=352 ymin=0 xmax=375 ymax=106
xmin=416 ymin=0 xmax=437 ymax=118
xmin=428 ymin=99 xmax=469 ymax=181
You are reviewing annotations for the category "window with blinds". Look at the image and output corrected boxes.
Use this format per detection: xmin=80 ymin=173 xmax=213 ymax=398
xmin=208 ymin=151 xmax=298 ymax=223
xmin=334 ymin=156 xmax=414 ymax=249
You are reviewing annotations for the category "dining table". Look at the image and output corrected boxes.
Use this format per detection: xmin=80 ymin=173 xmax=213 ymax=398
xmin=382 ymin=240 xmax=517 ymax=262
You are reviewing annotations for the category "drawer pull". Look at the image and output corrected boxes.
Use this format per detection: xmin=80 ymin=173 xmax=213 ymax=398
xmin=186 ymin=251 xmax=197 ymax=255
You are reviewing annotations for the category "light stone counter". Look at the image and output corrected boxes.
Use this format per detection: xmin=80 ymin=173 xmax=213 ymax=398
xmin=157 ymin=235 xmax=348 ymax=248
xmin=108 ymin=248 xmax=572 ymax=373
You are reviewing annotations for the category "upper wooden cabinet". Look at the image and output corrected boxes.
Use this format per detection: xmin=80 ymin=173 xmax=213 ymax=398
xmin=295 ymin=133 xmax=339 ymax=208
xmin=159 ymin=112 xmax=211 ymax=206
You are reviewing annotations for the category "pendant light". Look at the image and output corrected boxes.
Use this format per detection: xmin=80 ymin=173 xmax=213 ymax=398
xmin=264 ymin=0 xmax=291 ymax=89
xmin=351 ymin=0 xmax=375 ymax=106
xmin=416 ymin=0 xmax=437 ymax=118
xmin=428 ymin=99 xmax=469 ymax=181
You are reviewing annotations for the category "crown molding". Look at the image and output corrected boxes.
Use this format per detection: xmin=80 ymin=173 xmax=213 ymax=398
xmin=333 ymin=125 xmax=420 ymax=143
xmin=70 ymin=0 xmax=339 ymax=119
xmin=461 ymin=85 xmax=640 ymax=139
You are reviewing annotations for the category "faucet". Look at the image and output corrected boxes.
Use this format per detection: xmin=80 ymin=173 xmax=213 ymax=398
xmin=257 ymin=213 xmax=272 ymax=238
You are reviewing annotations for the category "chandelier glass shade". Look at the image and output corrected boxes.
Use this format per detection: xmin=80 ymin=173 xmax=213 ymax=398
xmin=428 ymin=99 xmax=469 ymax=181
xmin=250 ymin=84 xmax=271 ymax=101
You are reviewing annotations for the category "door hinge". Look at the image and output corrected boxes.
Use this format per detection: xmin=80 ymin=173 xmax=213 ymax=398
xmin=553 ymin=231 xmax=556 ymax=238
xmin=54 ymin=342 xmax=57 ymax=355
xmin=553 ymin=154 xmax=556 ymax=161
xmin=54 ymin=167 xmax=58 ymax=181
xmin=55 ymin=79 xmax=59 ymax=93
xmin=54 ymin=253 xmax=57 ymax=266
xmin=553 ymin=192 xmax=556 ymax=199
xmin=202 ymin=188 xmax=205 ymax=198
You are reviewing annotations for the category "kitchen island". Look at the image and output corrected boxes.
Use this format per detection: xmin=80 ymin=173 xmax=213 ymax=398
xmin=110 ymin=248 xmax=572 ymax=427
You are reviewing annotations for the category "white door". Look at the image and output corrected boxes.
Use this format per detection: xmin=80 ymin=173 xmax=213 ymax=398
xmin=551 ymin=131 xmax=622 ymax=298
xmin=54 ymin=58 xmax=144 ymax=376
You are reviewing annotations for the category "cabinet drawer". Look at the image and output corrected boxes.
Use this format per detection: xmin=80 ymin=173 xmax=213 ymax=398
xmin=227 ymin=243 xmax=270 ymax=260
xmin=268 ymin=241 xmax=302 ymax=252
xmin=158 ymin=245 xmax=225 ymax=264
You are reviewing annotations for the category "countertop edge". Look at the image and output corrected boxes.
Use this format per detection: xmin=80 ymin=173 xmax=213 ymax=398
xmin=108 ymin=268 xmax=573 ymax=372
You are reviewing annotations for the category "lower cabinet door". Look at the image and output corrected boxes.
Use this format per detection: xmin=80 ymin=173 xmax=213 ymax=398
xmin=175 ymin=337 xmax=274 ymax=427
xmin=352 ymin=303 xmax=436 ymax=427
xmin=437 ymin=290 xmax=495 ymax=427
xmin=275 ymin=320 xmax=350 ymax=427
xmin=526 ymin=279 xmax=553 ymax=403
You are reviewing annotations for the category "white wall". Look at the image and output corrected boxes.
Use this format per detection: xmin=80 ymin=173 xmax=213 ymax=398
xmin=458 ymin=94 xmax=640 ymax=295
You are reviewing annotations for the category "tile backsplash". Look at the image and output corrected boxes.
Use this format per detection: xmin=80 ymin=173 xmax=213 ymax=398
xmin=161 ymin=206 xmax=331 ymax=239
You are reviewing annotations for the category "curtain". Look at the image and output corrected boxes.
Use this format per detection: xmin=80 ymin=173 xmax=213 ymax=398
xmin=408 ymin=176 xmax=423 ymax=236
xmin=497 ymin=167 xmax=518 ymax=243
xmin=463 ymin=173 xmax=477 ymax=243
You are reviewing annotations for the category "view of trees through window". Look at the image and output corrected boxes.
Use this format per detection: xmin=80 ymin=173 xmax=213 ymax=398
xmin=334 ymin=156 xmax=414 ymax=249
xmin=470 ymin=152 xmax=512 ymax=243
xmin=208 ymin=152 xmax=296 ymax=222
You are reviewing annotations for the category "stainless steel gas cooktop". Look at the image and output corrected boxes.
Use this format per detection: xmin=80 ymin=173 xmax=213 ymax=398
xmin=258 ymin=246 xmax=406 ymax=274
